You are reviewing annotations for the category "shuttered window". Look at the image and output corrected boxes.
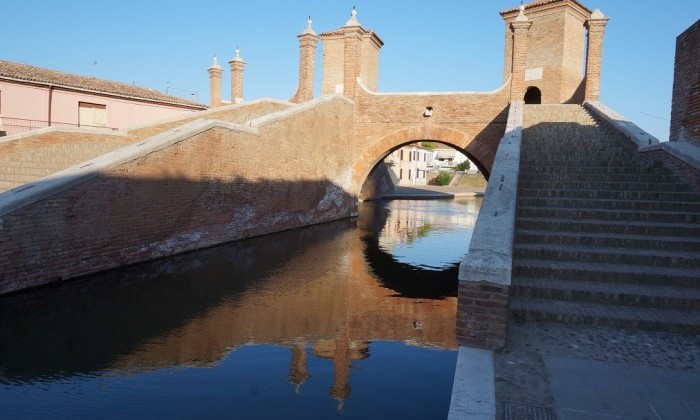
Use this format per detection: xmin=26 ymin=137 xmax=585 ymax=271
xmin=79 ymin=102 xmax=106 ymax=128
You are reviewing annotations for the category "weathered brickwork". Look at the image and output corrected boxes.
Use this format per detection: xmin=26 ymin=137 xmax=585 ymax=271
xmin=670 ymin=19 xmax=700 ymax=146
xmin=290 ymin=25 xmax=318 ymax=103
xmin=501 ymin=1 xmax=592 ymax=104
xmin=456 ymin=281 xmax=510 ymax=349
xmin=0 ymin=98 xmax=356 ymax=294
xmin=352 ymin=85 xmax=511 ymax=194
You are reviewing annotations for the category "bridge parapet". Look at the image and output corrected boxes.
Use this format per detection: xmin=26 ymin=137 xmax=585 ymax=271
xmin=457 ymin=101 xmax=523 ymax=350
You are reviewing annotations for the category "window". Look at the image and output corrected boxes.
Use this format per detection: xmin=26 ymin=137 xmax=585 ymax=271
xmin=400 ymin=150 xmax=404 ymax=160
xmin=400 ymin=168 xmax=403 ymax=179
xmin=79 ymin=102 xmax=107 ymax=127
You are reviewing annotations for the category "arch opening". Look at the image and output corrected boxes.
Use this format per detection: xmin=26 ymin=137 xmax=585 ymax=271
xmin=359 ymin=140 xmax=487 ymax=201
xmin=524 ymin=86 xmax=542 ymax=104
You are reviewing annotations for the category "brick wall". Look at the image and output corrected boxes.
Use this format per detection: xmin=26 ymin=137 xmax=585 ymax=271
xmin=456 ymin=281 xmax=509 ymax=349
xmin=501 ymin=1 xmax=589 ymax=104
xmin=670 ymin=19 xmax=700 ymax=146
xmin=0 ymin=97 xmax=356 ymax=295
xmin=352 ymin=85 xmax=511 ymax=188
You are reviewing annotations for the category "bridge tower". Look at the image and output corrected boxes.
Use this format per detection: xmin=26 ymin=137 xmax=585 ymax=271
xmin=318 ymin=8 xmax=383 ymax=99
xmin=501 ymin=0 xmax=606 ymax=104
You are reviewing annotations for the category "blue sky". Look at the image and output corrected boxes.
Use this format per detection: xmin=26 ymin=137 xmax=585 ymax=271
xmin=2 ymin=1 xmax=697 ymax=140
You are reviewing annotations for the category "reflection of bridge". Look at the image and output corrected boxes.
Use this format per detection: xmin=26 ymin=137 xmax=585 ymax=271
xmin=0 ymin=217 xmax=456 ymax=409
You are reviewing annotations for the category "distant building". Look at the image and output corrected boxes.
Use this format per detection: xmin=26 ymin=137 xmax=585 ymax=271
xmin=431 ymin=147 xmax=469 ymax=171
xmin=0 ymin=60 xmax=207 ymax=136
xmin=385 ymin=143 xmax=431 ymax=185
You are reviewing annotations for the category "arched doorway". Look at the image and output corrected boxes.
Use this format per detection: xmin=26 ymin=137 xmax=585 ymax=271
xmin=524 ymin=86 xmax=542 ymax=104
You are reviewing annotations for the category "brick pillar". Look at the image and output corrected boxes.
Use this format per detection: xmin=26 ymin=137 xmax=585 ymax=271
xmin=510 ymin=7 xmax=532 ymax=102
xmin=342 ymin=8 xmax=363 ymax=100
xmin=207 ymin=56 xmax=223 ymax=108
xmin=457 ymin=281 xmax=510 ymax=349
xmin=584 ymin=9 xmax=609 ymax=102
xmin=292 ymin=18 xmax=318 ymax=103
xmin=229 ymin=48 xmax=246 ymax=104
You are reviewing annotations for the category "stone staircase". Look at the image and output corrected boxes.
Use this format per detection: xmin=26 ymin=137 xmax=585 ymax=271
xmin=0 ymin=138 xmax=130 ymax=192
xmin=510 ymin=104 xmax=700 ymax=333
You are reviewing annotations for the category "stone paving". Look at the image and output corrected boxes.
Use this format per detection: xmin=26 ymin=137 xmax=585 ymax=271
xmin=495 ymin=317 xmax=700 ymax=419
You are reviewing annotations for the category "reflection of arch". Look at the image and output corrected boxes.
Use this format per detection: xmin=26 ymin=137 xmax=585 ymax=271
xmin=352 ymin=125 xmax=492 ymax=195
xmin=524 ymin=86 xmax=542 ymax=104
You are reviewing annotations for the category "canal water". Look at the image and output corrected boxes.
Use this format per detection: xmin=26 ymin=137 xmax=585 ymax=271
xmin=0 ymin=197 xmax=482 ymax=419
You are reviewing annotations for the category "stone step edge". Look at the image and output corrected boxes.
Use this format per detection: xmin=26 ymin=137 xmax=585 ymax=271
xmin=515 ymin=229 xmax=700 ymax=245
xmin=511 ymin=277 xmax=700 ymax=303
xmin=516 ymin=216 xmax=700 ymax=230
xmin=513 ymin=258 xmax=700 ymax=278
xmin=514 ymin=243 xmax=700 ymax=260
xmin=509 ymin=297 xmax=700 ymax=331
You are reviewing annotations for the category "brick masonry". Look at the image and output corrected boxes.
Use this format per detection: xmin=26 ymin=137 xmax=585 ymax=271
xmin=670 ymin=19 xmax=700 ymax=146
xmin=457 ymin=281 xmax=510 ymax=349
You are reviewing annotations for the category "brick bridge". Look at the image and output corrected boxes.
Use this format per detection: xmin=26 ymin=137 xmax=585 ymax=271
xmin=1 ymin=1 xmax=699 ymax=352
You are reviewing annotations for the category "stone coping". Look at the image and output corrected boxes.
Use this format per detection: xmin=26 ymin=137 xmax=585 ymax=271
xmin=662 ymin=140 xmax=700 ymax=170
xmin=0 ymin=96 xmax=348 ymax=218
xmin=0 ymin=125 xmax=127 ymax=144
xmin=357 ymin=76 xmax=511 ymax=96
xmin=584 ymin=101 xmax=661 ymax=151
xmin=448 ymin=346 xmax=496 ymax=420
xmin=458 ymin=101 xmax=522 ymax=286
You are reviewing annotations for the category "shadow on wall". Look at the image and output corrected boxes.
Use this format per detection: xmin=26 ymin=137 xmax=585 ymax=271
xmin=0 ymin=174 xmax=358 ymax=295
xmin=0 ymin=219 xmax=355 ymax=382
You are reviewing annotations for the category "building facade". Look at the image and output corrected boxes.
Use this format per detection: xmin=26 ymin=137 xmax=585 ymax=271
xmin=385 ymin=144 xmax=431 ymax=186
xmin=0 ymin=60 xmax=207 ymax=136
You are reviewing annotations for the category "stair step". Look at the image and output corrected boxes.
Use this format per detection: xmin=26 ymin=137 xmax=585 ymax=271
xmin=510 ymin=297 xmax=700 ymax=333
xmin=512 ymin=258 xmax=700 ymax=287
xmin=518 ymin=180 xmax=691 ymax=192
xmin=518 ymin=173 xmax=681 ymax=183
xmin=517 ymin=197 xmax=700 ymax=212
xmin=519 ymin=165 xmax=671 ymax=175
xmin=516 ymin=217 xmax=700 ymax=237
xmin=514 ymin=243 xmax=700 ymax=268
xmin=515 ymin=229 xmax=700 ymax=252
xmin=517 ymin=206 xmax=700 ymax=223
xmin=517 ymin=188 xmax=700 ymax=202
xmin=511 ymin=277 xmax=700 ymax=310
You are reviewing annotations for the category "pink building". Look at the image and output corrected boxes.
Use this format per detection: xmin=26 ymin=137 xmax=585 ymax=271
xmin=0 ymin=60 xmax=207 ymax=136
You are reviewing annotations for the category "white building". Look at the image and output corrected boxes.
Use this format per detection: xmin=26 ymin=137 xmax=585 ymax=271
xmin=385 ymin=143 xmax=431 ymax=186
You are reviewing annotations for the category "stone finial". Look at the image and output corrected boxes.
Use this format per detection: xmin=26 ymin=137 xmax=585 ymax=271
xmin=231 ymin=47 xmax=245 ymax=63
xmin=515 ymin=4 xmax=528 ymax=21
xmin=302 ymin=16 xmax=317 ymax=36
xmin=590 ymin=8 xmax=605 ymax=19
xmin=209 ymin=55 xmax=222 ymax=70
xmin=345 ymin=6 xmax=361 ymax=27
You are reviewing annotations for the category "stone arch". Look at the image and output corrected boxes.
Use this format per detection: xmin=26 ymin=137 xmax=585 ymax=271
xmin=351 ymin=125 xmax=491 ymax=197
xmin=524 ymin=86 xmax=542 ymax=104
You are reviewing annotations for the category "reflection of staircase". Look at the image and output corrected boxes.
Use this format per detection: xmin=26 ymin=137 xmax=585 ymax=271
xmin=510 ymin=104 xmax=700 ymax=332
xmin=0 ymin=138 xmax=130 ymax=192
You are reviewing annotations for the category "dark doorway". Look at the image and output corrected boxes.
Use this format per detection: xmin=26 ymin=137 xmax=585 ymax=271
xmin=524 ymin=86 xmax=542 ymax=104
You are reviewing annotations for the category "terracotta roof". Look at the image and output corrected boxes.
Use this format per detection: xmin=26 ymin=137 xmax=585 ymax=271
xmin=0 ymin=60 xmax=207 ymax=109
xmin=500 ymin=0 xmax=592 ymax=16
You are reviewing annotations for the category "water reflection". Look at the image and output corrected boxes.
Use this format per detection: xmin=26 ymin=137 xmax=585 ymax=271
xmin=0 ymin=198 xmax=481 ymax=418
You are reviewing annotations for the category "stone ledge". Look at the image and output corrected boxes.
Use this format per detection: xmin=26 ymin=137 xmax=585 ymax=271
xmin=448 ymin=346 xmax=496 ymax=420
xmin=662 ymin=140 xmax=700 ymax=171
xmin=584 ymin=101 xmax=661 ymax=151
xmin=459 ymin=101 xmax=522 ymax=288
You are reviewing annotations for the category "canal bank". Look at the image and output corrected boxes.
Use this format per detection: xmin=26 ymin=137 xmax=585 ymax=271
xmin=381 ymin=185 xmax=485 ymax=200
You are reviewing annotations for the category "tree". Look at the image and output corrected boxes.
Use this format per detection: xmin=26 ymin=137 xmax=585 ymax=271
xmin=435 ymin=171 xmax=453 ymax=186
xmin=421 ymin=141 xmax=437 ymax=151
xmin=455 ymin=160 xmax=471 ymax=171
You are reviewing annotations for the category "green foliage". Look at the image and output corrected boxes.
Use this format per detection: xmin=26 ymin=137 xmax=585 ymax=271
xmin=435 ymin=171 xmax=453 ymax=186
xmin=421 ymin=141 xmax=437 ymax=151
xmin=455 ymin=160 xmax=471 ymax=171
